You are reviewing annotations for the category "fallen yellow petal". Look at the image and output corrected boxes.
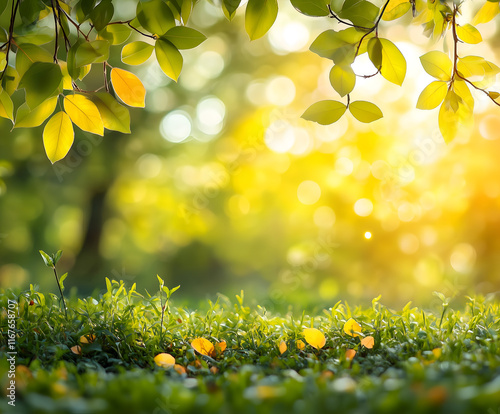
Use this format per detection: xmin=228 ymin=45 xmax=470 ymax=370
xmin=361 ymin=336 xmax=375 ymax=349
xmin=174 ymin=364 xmax=187 ymax=374
xmin=303 ymin=328 xmax=326 ymax=349
xmin=154 ymin=353 xmax=175 ymax=368
xmin=296 ymin=340 xmax=305 ymax=350
xmin=344 ymin=318 xmax=362 ymax=338
xmin=345 ymin=348 xmax=356 ymax=360
xmin=215 ymin=340 xmax=227 ymax=354
xmin=279 ymin=340 xmax=287 ymax=354
xmin=191 ymin=338 xmax=215 ymax=357
xmin=432 ymin=348 xmax=442 ymax=359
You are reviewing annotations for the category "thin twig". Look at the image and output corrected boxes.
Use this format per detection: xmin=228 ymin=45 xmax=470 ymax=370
xmin=0 ymin=0 xmax=20 ymax=81
xmin=108 ymin=20 xmax=157 ymax=39
xmin=51 ymin=0 xmax=59 ymax=62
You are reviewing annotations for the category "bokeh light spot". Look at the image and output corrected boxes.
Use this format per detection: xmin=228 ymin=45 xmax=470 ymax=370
xmin=160 ymin=111 xmax=192 ymax=143
xmin=354 ymin=198 xmax=373 ymax=217
xmin=297 ymin=181 xmax=321 ymax=205
xmin=313 ymin=206 xmax=336 ymax=228
xmin=450 ymin=243 xmax=476 ymax=273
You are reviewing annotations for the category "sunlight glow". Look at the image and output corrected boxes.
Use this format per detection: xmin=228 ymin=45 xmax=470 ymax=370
xmin=265 ymin=122 xmax=295 ymax=153
xmin=364 ymin=231 xmax=372 ymax=239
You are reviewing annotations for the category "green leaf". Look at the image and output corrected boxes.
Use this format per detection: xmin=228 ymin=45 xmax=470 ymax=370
xmin=2 ymin=66 xmax=20 ymax=96
xmin=245 ymin=0 xmax=278 ymax=41
xmin=39 ymin=250 xmax=54 ymax=267
xmin=137 ymin=0 xmax=176 ymax=35
xmin=329 ymin=64 xmax=356 ymax=97
xmin=43 ymin=111 xmax=74 ymax=164
xmin=349 ymin=100 xmax=383 ymax=123
xmin=59 ymin=273 xmax=68 ymax=291
xmin=155 ymin=38 xmax=183 ymax=82
xmin=416 ymin=81 xmax=447 ymax=110
xmin=0 ymin=88 xmax=14 ymax=122
xmin=368 ymin=38 xmax=406 ymax=86
xmin=339 ymin=0 xmax=380 ymax=27
xmin=53 ymin=250 xmax=63 ymax=265
xmin=15 ymin=96 xmax=58 ymax=128
xmin=98 ymin=24 xmax=132 ymax=45
xmin=15 ymin=43 xmax=52 ymax=79
xmin=223 ymin=0 xmax=241 ymax=19
xmin=20 ymin=62 xmax=62 ymax=109
xmin=91 ymin=92 xmax=131 ymax=134
xmin=419 ymin=51 xmax=453 ymax=81
xmin=157 ymin=274 xmax=165 ymax=287
xmin=163 ymin=26 xmax=207 ymax=49
xmin=121 ymin=41 xmax=154 ymax=65
xmin=90 ymin=0 xmax=114 ymax=31
xmin=75 ymin=40 xmax=110 ymax=67
xmin=302 ymin=100 xmax=347 ymax=125
xmin=19 ymin=0 xmax=45 ymax=24
xmin=290 ymin=0 xmax=329 ymax=17
xmin=309 ymin=28 xmax=366 ymax=64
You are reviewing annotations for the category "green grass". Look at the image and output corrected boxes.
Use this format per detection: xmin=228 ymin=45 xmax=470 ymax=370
xmin=1 ymin=279 xmax=500 ymax=414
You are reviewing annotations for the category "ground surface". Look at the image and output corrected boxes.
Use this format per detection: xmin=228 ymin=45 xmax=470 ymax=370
xmin=1 ymin=281 xmax=500 ymax=413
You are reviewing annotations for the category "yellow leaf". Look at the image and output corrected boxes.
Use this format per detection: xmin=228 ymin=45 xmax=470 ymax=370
xmin=329 ymin=64 xmax=356 ymax=97
xmin=154 ymin=353 xmax=175 ymax=368
xmin=345 ymin=348 xmax=356 ymax=360
xmin=59 ymin=62 xmax=74 ymax=90
xmin=91 ymin=92 xmax=131 ymax=134
xmin=473 ymin=0 xmax=500 ymax=25
xmin=43 ymin=111 xmax=74 ymax=164
xmin=121 ymin=41 xmax=154 ymax=66
xmin=191 ymin=338 xmax=215 ymax=356
xmin=296 ymin=340 xmax=305 ymax=350
xmin=110 ymin=68 xmax=146 ymax=108
xmin=349 ymin=100 xmax=383 ymax=123
xmin=303 ymin=327 xmax=326 ymax=349
xmin=382 ymin=0 xmax=411 ymax=21
xmin=70 ymin=345 xmax=82 ymax=355
xmin=279 ymin=340 xmax=287 ymax=354
xmin=361 ymin=336 xmax=375 ymax=349
xmin=0 ymin=88 xmax=14 ymax=122
xmin=368 ymin=38 xmax=406 ymax=86
xmin=456 ymin=24 xmax=482 ymax=44
xmin=432 ymin=348 xmax=442 ymax=359
xmin=420 ymin=51 xmax=452 ymax=81
xmin=438 ymin=91 xmax=459 ymax=143
xmin=15 ymin=96 xmax=58 ymax=128
xmin=343 ymin=318 xmax=362 ymax=337
xmin=64 ymin=94 xmax=104 ymax=135
xmin=416 ymin=81 xmax=447 ymax=110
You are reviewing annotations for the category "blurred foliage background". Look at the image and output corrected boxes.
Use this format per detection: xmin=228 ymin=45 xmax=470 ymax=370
xmin=1 ymin=0 xmax=500 ymax=309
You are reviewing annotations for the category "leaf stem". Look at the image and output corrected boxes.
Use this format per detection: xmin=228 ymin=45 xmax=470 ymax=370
xmin=53 ymin=266 xmax=68 ymax=318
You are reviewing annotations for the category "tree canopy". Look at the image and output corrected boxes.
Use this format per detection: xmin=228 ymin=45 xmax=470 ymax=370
xmin=0 ymin=0 xmax=499 ymax=163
